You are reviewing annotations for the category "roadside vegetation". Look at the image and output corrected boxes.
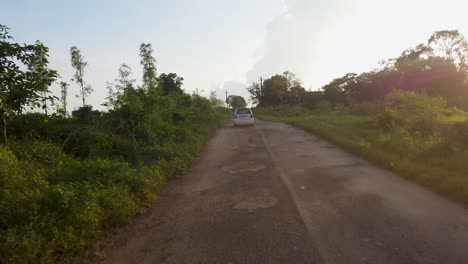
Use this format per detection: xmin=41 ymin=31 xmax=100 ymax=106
xmin=0 ymin=25 xmax=228 ymax=263
xmin=250 ymin=30 xmax=468 ymax=205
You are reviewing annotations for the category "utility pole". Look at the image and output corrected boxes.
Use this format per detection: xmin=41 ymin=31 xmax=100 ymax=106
xmin=225 ymin=90 xmax=228 ymax=104
xmin=260 ymin=77 xmax=263 ymax=93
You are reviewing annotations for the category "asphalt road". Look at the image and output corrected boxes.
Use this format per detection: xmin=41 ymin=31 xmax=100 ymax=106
xmin=103 ymin=120 xmax=468 ymax=264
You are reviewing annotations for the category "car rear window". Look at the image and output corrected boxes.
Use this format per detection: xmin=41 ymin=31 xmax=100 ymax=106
xmin=236 ymin=109 xmax=251 ymax=114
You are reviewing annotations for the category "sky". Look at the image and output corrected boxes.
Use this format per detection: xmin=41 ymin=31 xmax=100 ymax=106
xmin=3 ymin=0 xmax=468 ymax=110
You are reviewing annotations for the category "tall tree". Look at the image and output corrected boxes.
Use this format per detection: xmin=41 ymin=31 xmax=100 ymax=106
xmin=70 ymin=46 xmax=92 ymax=107
xmin=0 ymin=24 xmax=57 ymax=144
xmin=139 ymin=43 xmax=158 ymax=90
xmin=60 ymin=81 xmax=69 ymax=116
xmin=106 ymin=63 xmax=135 ymax=109
xmin=428 ymin=30 xmax=468 ymax=65
xmin=322 ymin=73 xmax=359 ymax=105
xmin=246 ymin=78 xmax=263 ymax=105
xmin=428 ymin=30 xmax=468 ymax=78
xmin=115 ymin=63 xmax=135 ymax=90
xmin=262 ymin=73 xmax=289 ymax=105
xmin=248 ymin=72 xmax=305 ymax=106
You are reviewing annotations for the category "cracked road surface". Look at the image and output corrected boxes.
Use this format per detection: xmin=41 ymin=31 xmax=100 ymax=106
xmin=103 ymin=121 xmax=468 ymax=264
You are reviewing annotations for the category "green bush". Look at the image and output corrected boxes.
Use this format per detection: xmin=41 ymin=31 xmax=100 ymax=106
xmin=349 ymin=102 xmax=382 ymax=115
xmin=0 ymin=91 xmax=228 ymax=263
xmin=451 ymin=120 xmax=468 ymax=148
xmin=255 ymin=98 xmax=468 ymax=211
xmin=315 ymin=100 xmax=333 ymax=112
xmin=376 ymin=91 xmax=448 ymax=136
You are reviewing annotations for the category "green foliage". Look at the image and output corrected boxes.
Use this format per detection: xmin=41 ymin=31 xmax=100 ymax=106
xmin=451 ymin=120 xmax=468 ymax=147
xmin=248 ymin=30 xmax=468 ymax=109
xmin=0 ymin=36 xmax=228 ymax=263
xmin=247 ymin=71 xmax=306 ymax=106
xmin=159 ymin=73 xmax=183 ymax=95
xmin=105 ymin=63 xmax=136 ymax=110
xmin=139 ymin=43 xmax=158 ymax=90
xmin=314 ymin=100 xmax=333 ymax=112
xmin=1 ymin=96 xmax=226 ymax=263
xmin=376 ymin=91 xmax=448 ymax=136
xmin=322 ymin=73 xmax=359 ymax=105
xmin=0 ymin=24 xmax=58 ymax=144
xmin=256 ymin=93 xmax=468 ymax=208
xmin=70 ymin=46 xmax=92 ymax=108
xmin=226 ymin=95 xmax=247 ymax=109
xmin=428 ymin=30 xmax=468 ymax=71
xmin=71 ymin=105 xmax=102 ymax=123
xmin=59 ymin=81 xmax=69 ymax=116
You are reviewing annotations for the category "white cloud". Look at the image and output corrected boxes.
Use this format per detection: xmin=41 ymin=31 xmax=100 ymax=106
xmin=247 ymin=0 xmax=468 ymax=90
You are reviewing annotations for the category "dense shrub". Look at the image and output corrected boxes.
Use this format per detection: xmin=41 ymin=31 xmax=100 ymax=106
xmin=72 ymin=106 xmax=102 ymax=122
xmin=1 ymin=91 xmax=227 ymax=263
xmin=349 ymin=102 xmax=383 ymax=115
xmin=376 ymin=91 xmax=450 ymax=136
xmin=314 ymin=100 xmax=333 ymax=112
xmin=256 ymin=96 xmax=468 ymax=208
xmin=450 ymin=120 xmax=468 ymax=148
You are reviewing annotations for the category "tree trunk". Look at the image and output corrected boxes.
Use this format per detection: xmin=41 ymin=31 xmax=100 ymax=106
xmin=1 ymin=116 xmax=7 ymax=145
xmin=81 ymin=84 xmax=86 ymax=107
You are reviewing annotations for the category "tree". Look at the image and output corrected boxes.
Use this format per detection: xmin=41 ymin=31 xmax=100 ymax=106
xmin=285 ymin=72 xmax=306 ymax=104
xmin=248 ymin=71 xmax=305 ymax=106
xmin=139 ymin=43 xmax=158 ymax=90
xmin=428 ymin=30 xmax=468 ymax=83
xmin=59 ymin=81 xmax=69 ymax=116
xmin=322 ymin=73 xmax=359 ymax=105
xmin=226 ymin=95 xmax=247 ymax=109
xmin=302 ymin=91 xmax=325 ymax=108
xmin=35 ymin=45 xmax=55 ymax=116
xmin=391 ymin=40 xmax=467 ymax=102
xmin=247 ymin=78 xmax=263 ymax=105
xmin=209 ymin=91 xmax=217 ymax=106
xmin=209 ymin=91 xmax=225 ymax=107
xmin=428 ymin=30 xmax=468 ymax=68
xmin=0 ymin=24 xmax=57 ymax=144
xmin=263 ymin=74 xmax=288 ymax=105
xmin=159 ymin=73 xmax=183 ymax=95
xmin=116 ymin=63 xmax=135 ymax=90
xmin=106 ymin=63 xmax=135 ymax=109
xmin=283 ymin=71 xmax=302 ymax=91
xmin=70 ymin=46 xmax=92 ymax=107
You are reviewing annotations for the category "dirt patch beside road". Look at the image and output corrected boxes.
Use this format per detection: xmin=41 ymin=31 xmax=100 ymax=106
xmin=103 ymin=120 xmax=468 ymax=264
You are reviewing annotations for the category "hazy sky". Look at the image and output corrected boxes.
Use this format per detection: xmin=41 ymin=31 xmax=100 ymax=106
xmin=3 ymin=0 xmax=468 ymax=110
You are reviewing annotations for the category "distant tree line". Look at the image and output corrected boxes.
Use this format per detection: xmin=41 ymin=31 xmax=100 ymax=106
xmin=248 ymin=30 xmax=468 ymax=109
xmin=0 ymin=23 xmax=190 ymax=144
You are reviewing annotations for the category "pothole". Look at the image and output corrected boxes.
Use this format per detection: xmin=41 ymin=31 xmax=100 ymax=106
xmin=234 ymin=190 xmax=278 ymax=210
xmin=222 ymin=161 xmax=267 ymax=174
xmin=247 ymin=152 xmax=268 ymax=159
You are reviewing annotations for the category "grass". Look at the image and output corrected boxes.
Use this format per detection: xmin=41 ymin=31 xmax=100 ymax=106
xmin=0 ymin=102 xmax=230 ymax=263
xmin=255 ymin=98 xmax=468 ymax=206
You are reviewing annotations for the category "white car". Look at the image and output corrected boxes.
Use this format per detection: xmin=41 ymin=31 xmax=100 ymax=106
xmin=233 ymin=108 xmax=254 ymax=127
